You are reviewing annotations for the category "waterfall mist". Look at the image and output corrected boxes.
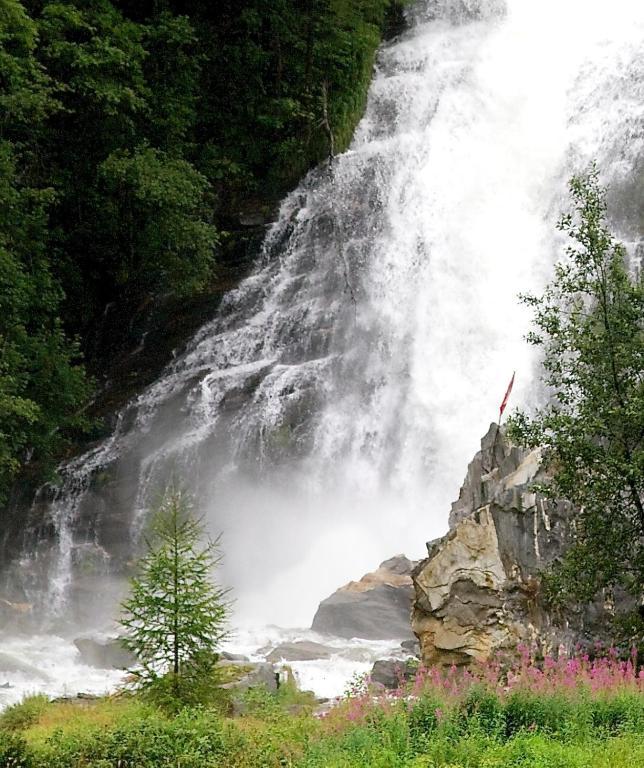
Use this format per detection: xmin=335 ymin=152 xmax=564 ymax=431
xmin=4 ymin=0 xmax=643 ymax=632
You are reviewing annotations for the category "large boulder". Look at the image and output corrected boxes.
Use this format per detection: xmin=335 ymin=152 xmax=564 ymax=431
xmin=312 ymin=555 xmax=417 ymax=640
xmin=265 ymin=641 xmax=333 ymax=662
xmin=219 ymin=661 xmax=278 ymax=693
xmin=370 ymin=658 xmax=417 ymax=689
xmin=0 ymin=652 xmax=51 ymax=681
xmin=74 ymin=635 xmax=136 ymax=670
xmin=412 ymin=424 xmax=622 ymax=667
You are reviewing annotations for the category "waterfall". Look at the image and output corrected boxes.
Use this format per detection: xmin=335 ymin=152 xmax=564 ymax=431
xmin=7 ymin=0 xmax=643 ymax=630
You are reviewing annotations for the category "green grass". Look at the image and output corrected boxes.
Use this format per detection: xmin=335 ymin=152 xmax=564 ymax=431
xmin=0 ymin=670 xmax=642 ymax=767
xmin=0 ymin=694 xmax=49 ymax=733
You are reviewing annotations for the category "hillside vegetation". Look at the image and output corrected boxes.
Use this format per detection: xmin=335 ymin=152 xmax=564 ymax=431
xmin=1 ymin=649 xmax=643 ymax=767
xmin=0 ymin=0 xmax=406 ymax=501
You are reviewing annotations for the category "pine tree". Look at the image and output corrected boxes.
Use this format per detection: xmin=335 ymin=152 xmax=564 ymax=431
xmin=120 ymin=486 xmax=230 ymax=707
xmin=509 ymin=167 xmax=644 ymax=616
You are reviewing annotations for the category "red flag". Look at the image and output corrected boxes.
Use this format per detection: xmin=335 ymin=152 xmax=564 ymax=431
xmin=499 ymin=371 xmax=515 ymax=421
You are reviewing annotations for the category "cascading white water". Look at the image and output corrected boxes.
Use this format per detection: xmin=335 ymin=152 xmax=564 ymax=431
xmin=5 ymin=0 xmax=643 ymax=640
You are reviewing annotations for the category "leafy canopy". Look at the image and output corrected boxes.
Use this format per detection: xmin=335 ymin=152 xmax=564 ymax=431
xmin=0 ymin=0 xmax=404 ymax=499
xmin=509 ymin=167 xmax=644 ymax=609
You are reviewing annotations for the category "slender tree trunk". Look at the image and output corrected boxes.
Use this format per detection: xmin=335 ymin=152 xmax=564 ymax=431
xmin=172 ymin=506 xmax=179 ymax=689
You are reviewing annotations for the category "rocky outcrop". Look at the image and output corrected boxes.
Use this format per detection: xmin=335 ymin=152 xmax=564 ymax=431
xmin=312 ymin=555 xmax=417 ymax=640
xmin=412 ymin=424 xmax=614 ymax=667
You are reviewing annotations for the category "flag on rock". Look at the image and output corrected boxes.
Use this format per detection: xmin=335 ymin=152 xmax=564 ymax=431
xmin=499 ymin=371 xmax=515 ymax=421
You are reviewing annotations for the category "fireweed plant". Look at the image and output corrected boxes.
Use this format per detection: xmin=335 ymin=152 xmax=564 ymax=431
xmin=2 ymin=647 xmax=644 ymax=767
xmin=328 ymin=645 xmax=644 ymax=732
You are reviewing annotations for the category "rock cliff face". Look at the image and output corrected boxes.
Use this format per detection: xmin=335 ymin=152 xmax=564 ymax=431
xmin=412 ymin=424 xmax=614 ymax=667
xmin=312 ymin=555 xmax=417 ymax=640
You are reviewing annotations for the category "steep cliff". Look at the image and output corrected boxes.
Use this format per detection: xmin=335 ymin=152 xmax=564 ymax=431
xmin=412 ymin=424 xmax=619 ymax=666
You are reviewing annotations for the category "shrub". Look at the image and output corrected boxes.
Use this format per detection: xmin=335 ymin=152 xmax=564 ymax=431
xmin=0 ymin=731 xmax=31 ymax=768
xmin=32 ymin=708 xmax=226 ymax=768
xmin=0 ymin=696 xmax=49 ymax=732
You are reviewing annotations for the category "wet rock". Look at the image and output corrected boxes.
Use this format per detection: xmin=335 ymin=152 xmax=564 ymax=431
xmin=265 ymin=640 xmax=333 ymax=662
xmin=220 ymin=651 xmax=250 ymax=662
xmin=0 ymin=652 xmax=51 ymax=681
xmin=219 ymin=661 xmax=278 ymax=693
xmin=312 ymin=555 xmax=417 ymax=640
xmin=370 ymin=659 xmax=416 ymax=690
xmin=401 ymin=639 xmax=420 ymax=657
xmin=51 ymin=693 xmax=100 ymax=706
xmin=74 ymin=635 xmax=136 ymax=670
xmin=412 ymin=423 xmax=626 ymax=667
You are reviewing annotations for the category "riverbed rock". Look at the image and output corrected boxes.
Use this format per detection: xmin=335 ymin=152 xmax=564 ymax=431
xmin=220 ymin=651 xmax=250 ymax=662
xmin=266 ymin=640 xmax=333 ymax=662
xmin=311 ymin=555 xmax=417 ymax=639
xmin=219 ymin=661 xmax=278 ymax=692
xmin=74 ymin=635 xmax=136 ymax=670
xmin=401 ymin=638 xmax=420 ymax=657
xmin=0 ymin=652 xmax=51 ymax=681
xmin=411 ymin=423 xmax=622 ymax=667
xmin=370 ymin=658 xmax=417 ymax=689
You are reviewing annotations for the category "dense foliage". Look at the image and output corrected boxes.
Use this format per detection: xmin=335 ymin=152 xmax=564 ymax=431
xmin=120 ymin=487 xmax=230 ymax=710
xmin=508 ymin=168 xmax=644 ymax=622
xmin=1 ymin=648 xmax=643 ymax=767
xmin=0 ymin=0 xmax=405 ymax=499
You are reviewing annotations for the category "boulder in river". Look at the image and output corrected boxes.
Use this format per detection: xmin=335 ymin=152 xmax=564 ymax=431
xmin=265 ymin=640 xmax=333 ymax=662
xmin=74 ymin=635 xmax=136 ymax=670
xmin=220 ymin=651 xmax=250 ymax=662
xmin=312 ymin=555 xmax=417 ymax=640
xmin=219 ymin=661 xmax=278 ymax=693
xmin=370 ymin=658 xmax=417 ymax=690
xmin=0 ymin=652 xmax=51 ymax=681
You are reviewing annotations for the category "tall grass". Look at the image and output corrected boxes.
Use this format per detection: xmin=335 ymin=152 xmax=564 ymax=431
xmin=1 ymin=648 xmax=642 ymax=767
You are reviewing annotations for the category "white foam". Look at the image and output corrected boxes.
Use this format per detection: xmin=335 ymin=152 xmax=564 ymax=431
xmin=0 ymin=626 xmax=407 ymax=710
xmin=0 ymin=633 xmax=126 ymax=710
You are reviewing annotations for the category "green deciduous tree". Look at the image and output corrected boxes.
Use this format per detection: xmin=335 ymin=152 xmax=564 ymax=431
xmin=120 ymin=486 xmax=230 ymax=708
xmin=0 ymin=2 xmax=91 ymax=491
xmin=509 ymin=167 xmax=644 ymax=614
xmin=0 ymin=138 xmax=90 ymax=502
xmin=99 ymin=146 xmax=218 ymax=296
xmin=0 ymin=0 xmax=403 ymax=499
